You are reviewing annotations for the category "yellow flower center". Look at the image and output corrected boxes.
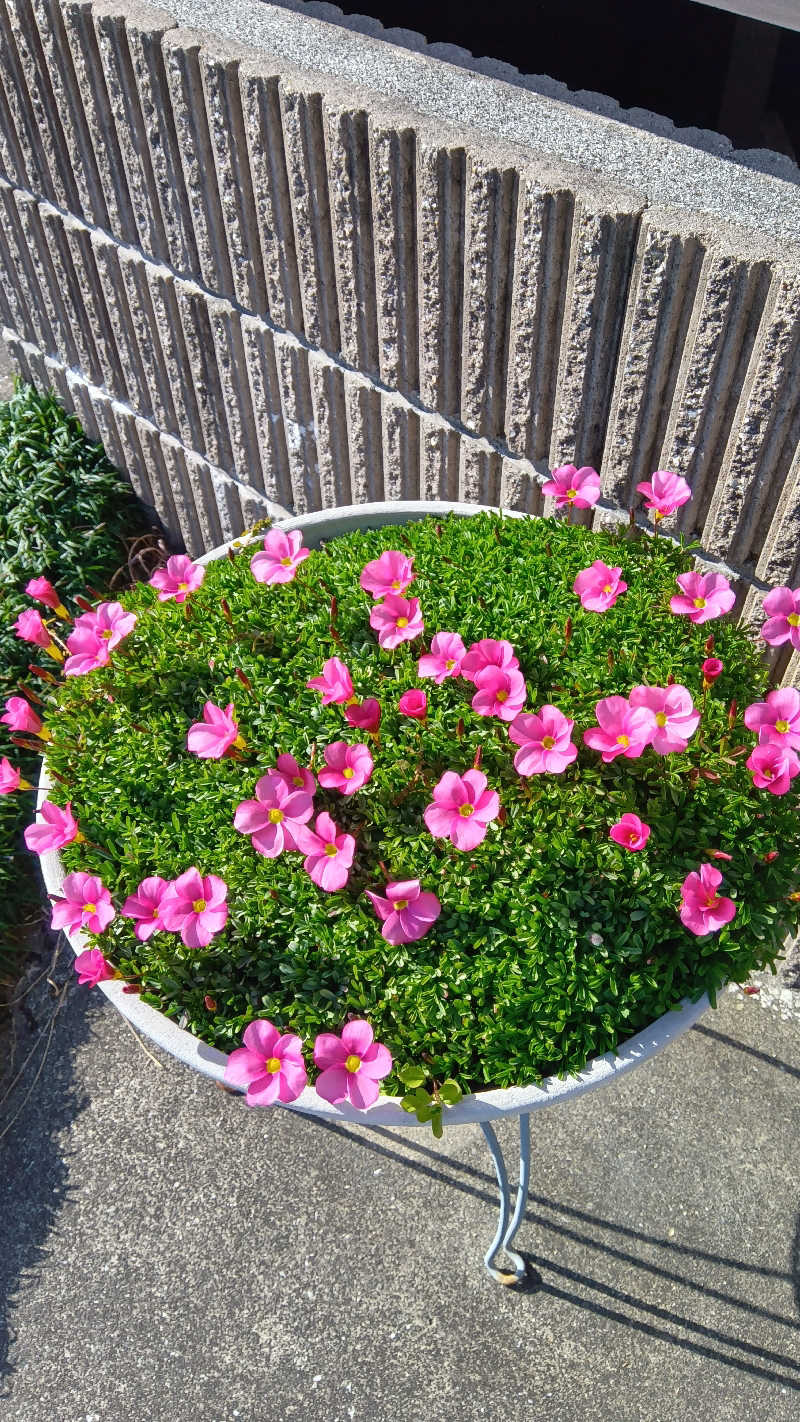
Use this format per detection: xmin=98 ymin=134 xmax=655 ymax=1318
xmin=496 ymin=689 xmax=508 ymax=702
xmin=763 ymin=767 xmax=774 ymax=779
xmin=617 ymin=734 xmax=630 ymax=748
xmin=396 ymin=616 xmax=408 ymax=629
xmin=84 ymin=902 xmax=97 ymax=914
xmin=280 ymin=556 xmax=292 ymax=566
xmin=542 ymin=735 xmax=555 ymax=749
xmin=788 ymin=613 xmax=800 ymax=627
xmin=342 ymin=767 xmax=354 ymax=779
xmin=693 ymin=597 xmax=706 ymax=609
xmin=629 ymin=832 xmax=639 ymax=845
xmin=292 ymin=775 xmax=304 ymax=786
xmin=265 ymin=1056 xmax=281 ymax=1074
xmin=445 ymin=659 xmax=456 ymax=670
xmin=655 ymin=712 xmax=667 ymax=727
xmin=101 ymin=628 xmax=113 ymax=639
xmin=391 ymin=580 xmax=402 ymax=590
xmin=775 ymin=720 xmax=790 ymax=734
xmin=178 ymin=582 xmax=189 ymax=592
xmin=705 ymin=894 xmax=719 ymax=909
xmin=393 ymin=899 xmax=408 ymax=911
xmin=192 ymin=898 xmax=207 ymax=913
xmin=459 ymin=803 xmax=474 ymax=817
xmin=566 ymin=488 xmax=577 ymax=499
xmin=268 ymin=808 xmax=284 ymax=823
xmin=345 ymin=1054 xmax=361 ymax=1074
xmin=603 ymin=585 xmax=612 ymax=595
xmin=324 ymin=843 xmax=338 ymax=857
xmin=152 ymin=907 xmax=160 ymax=919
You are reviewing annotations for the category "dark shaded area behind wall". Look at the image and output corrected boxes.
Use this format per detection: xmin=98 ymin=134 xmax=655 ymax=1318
xmin=333 ymin=0 xmax=800 ymax=161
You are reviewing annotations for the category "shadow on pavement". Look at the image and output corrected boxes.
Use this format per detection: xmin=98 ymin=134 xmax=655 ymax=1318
xmin=0 ymin=940 xmax=92 ymax=1393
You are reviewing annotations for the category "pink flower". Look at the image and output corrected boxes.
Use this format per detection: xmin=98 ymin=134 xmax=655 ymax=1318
xmin=51 ymin=872 xmax=116 ymax=935
xmin=702 ymin=658 xmax=723 ymax=684
xmin=365 ymin=878 xmax=441 ymax=945
xmin=224 ymin=1019 xmax=308 ymax=1107
xmin=149 ymin=554 xmax=206 ymax=603
xmin=508 ymin=706 xmax=578 ymax=775
xmin=423 ymin=769 xmax=500 ymax=851
xmin=609 ymin=813 xmax=651 ymax=851
xmin=0 ymin=758 xmax=28 ymax=794
xmin=471 ymin=666 xmax=527 ymax=721
xmin=73 ymin=947 xmax=115 ymax=986
xmin=746 ymin=739 xmax=800 ymax=796
xmin=187 ymin=702 xmax=242 ymax=759
xmin=306 ymin=656 xmax=354 ymax=705
xmin=461 ymin=638 xmax=519 ymax=684
xmin=344 ymin=699 xmax=382 ymax=733
xmin=573 ymin=561 xmax=628 ymax=613
xmin=583 ymin=696 xmax=656 ymax=762
xmin=679 ymin=863 xmax=737 ymax=935
xmin=398 ymin=689 xmax=427 ymax=719
xmin=121 ymin=876 xmax=171 ymax=941
xmin=64 ymin=625 xmax=111 ymax=677
xmin=250 ymin=527 xmax=310 ymax=584
xmin=159 ymin=868 xmax=229 ymax=947
xmin=418 ymin=632 xmax=466 ymax=684
xmin=2 ymin=696 xmax=44 ymax=736
xmin=26 ymin=576 xmax=67 ymax=616
xmin=313 ymin=1020 xmax=393 ymax=1110
xmin=760 ymin=586 xmax=800 ymax=650
xmin=234 ymin=773 xmax=313 ymax=857
xmin=24 ymin=800 xmax=80 ymax=854
xmin=629 ymin=684 xmax=700 ymax=754
xmin=744 ymin=688 xmax=800 ymax=750
xmin=318 ymin=741 xmax=373 ymax=796
xmin=636 ymin=470 xmax=692 ymax=518
xmin=541 ymin=464 xmax=601 ymax=509
xmin=708 ymin=849 xmax=733 ymax=862
xmin=15 ymin=609 xmax=52 ymax=649
xmin=294 ymin=812 xmax=356 ymax=892
xmin=73 ymin=601 xmax=137 ymax=650
xmin=359 ymin=550 xmax=414 ymax=598
xmin=670 ymin=571 xmax=736 ymax=624
xmin=369 ymin=592 xmax=424 ymax=649
xmin=272 ymin=753 xmax=316 ymax=796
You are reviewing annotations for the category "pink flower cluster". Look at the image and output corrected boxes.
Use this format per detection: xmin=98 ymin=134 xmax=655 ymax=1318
xmin=64 ymin=602 xmax=138 ymax=677
xmin=224 ymin=1016 xmax=392 ymax=1112
xmin=360 ymin=550 xmax=423 ymax=650
xmin=583 ymin=685 xmax=700 ymax=761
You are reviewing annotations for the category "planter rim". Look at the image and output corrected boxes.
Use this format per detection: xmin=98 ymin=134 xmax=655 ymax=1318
xmin=40 ymin=499 xmax=711 ymax=1127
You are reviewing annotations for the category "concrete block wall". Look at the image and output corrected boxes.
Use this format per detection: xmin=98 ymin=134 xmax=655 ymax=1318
xmin=1 ymin=0 xmax=800 ymax=676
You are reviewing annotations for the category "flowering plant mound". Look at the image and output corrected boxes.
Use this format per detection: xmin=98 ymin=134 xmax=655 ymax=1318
xmin=32 ymin=511 xmax=800 ymax=1105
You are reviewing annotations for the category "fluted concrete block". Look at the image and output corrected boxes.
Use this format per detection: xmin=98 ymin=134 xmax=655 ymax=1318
xmin=146 ymin=267 xmax=202 ymax=449
xmin=63 ymin=216 xmax=126 ymax=395
xmin=500 ymin=457 xmax=545 ymax=515
xmin=279 ymin=72 xmax=340 ymax=352
xmin=207 ymin=296 xmax=261 ymax=479
xmin=91 ymin=232 xmax=153 ymax=412
xmin=0 ymin=0 xmax=49 ymax=195
xmin=549 ymin=187 xmax=641 ymax=472
xmin=505 ymin=172 xmax=574 ymax=463
xmin=3 ymin=0 xmax=78 ymax=211
xmin=239 ymin=63 xmax=304 ymax=332
xmin=273 ymin=332 xmax=319 ymax=513
xmin=380 ymin=392 xmax=419 ymax=501
xmin=61 ymin=0 xmax=136 ymax=242
xmin=0 ymin=185 xmax=55 ymax=352
xmin=0 ymin=34 xmax=27 ymax=189
xmin=752 ymin=433 xmax=800 ymax=589
xmin=416 ymin=133 xmax=465 ymax=421
xmin=324 ymin=99 xmax=379 ymax=376
xmin=174 ymin=279 xmax=232 ymax=471
xmin=704 ymin=272 xmax=800 ymax=574
xmin=419 ymin=414 xmax=460 ymax=503
xmin=122 ymin=1 xmax=200 ymax=272
xmin=199 ymin=38 xmax=267 ymax=314
xmin=458 ymin=438 xmax=502 ymax=507
xmin=343 ymin=369 xmax=382 ymax=503
xmin=240 ymin=314 xmax=293 ymax=507
xmin=30 ymin=0 xmax=108 ymax=225
xmin=369 ymin=118 xmax=418 ymax=398
xmin=308 ymin=349 xmax=350 ymax=507
xmin=460 ymin=152 xmax=518 ymax=441
xmin=161 ymin=27 xmax=232 ymax=295
xmin=117 ymin=248 xmax=177 ymax=434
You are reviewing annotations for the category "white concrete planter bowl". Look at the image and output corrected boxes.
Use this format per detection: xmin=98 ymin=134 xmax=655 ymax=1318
xmin=39 ymin=501 xmax=712 ymax=1129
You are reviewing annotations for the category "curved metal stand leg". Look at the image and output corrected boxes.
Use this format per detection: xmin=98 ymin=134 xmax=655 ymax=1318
xmin=479 ymin=1114 xmax=531 ymax=1285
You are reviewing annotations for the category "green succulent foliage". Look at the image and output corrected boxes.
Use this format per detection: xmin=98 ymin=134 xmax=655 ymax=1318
xmin=399 ymin=1065 xmax=464 ymax=1137
xmin=41 ymin=510 xmax=800 ymax=1095
xmin=0 ymin=381 xmax=157 ymax=969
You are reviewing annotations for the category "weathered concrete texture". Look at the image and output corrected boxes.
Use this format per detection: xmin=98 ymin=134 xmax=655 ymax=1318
xmin=3 ymin=329 xmax=291 ymax=553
